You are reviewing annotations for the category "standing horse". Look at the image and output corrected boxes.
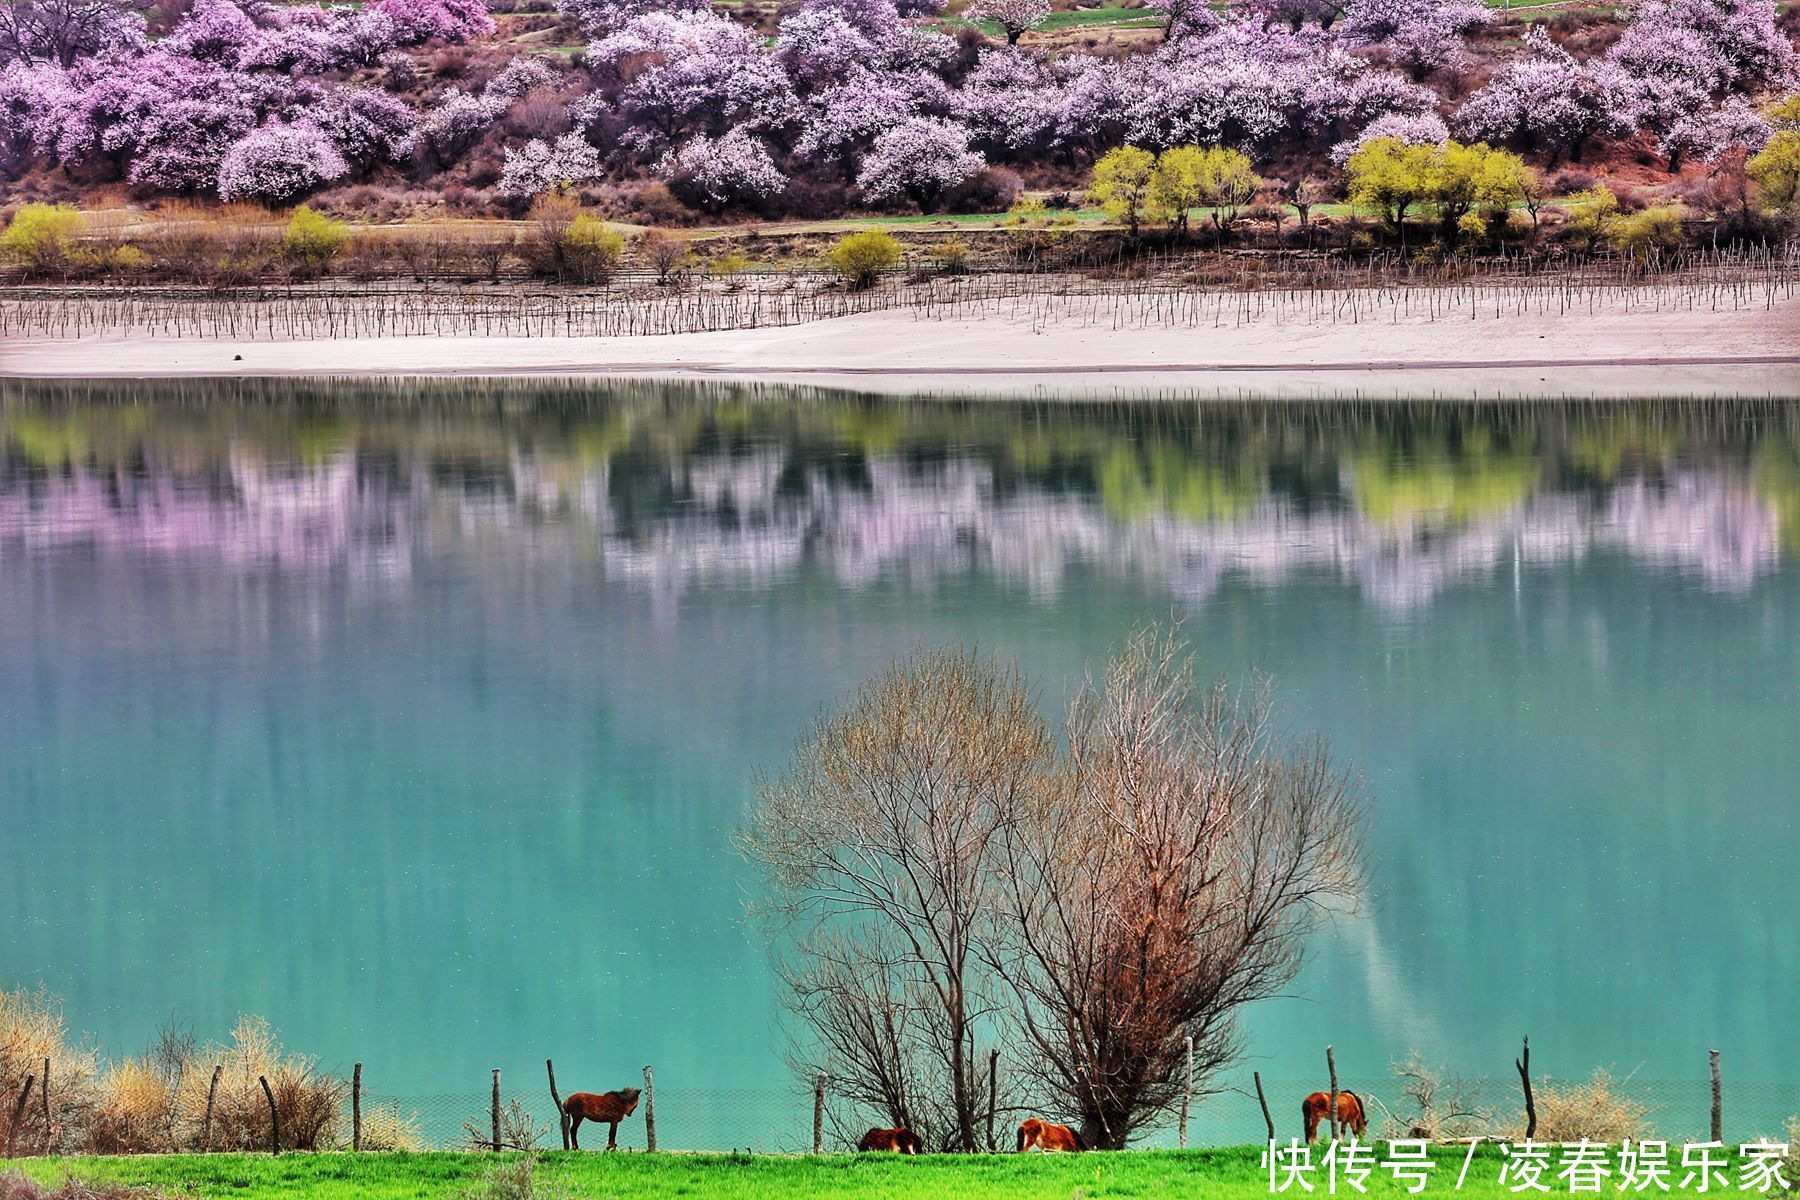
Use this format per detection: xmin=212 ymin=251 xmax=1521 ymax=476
xmin=1016 ymin=1118 xmax=1085 ymax=1152
xmin=1301 ymin=1091 xmax=1367 ymax=1142
xmin=563 ymin=1087 xmax=642 ymax=1150
xmin=857 ymin=1127 xmax=922 ymax=1153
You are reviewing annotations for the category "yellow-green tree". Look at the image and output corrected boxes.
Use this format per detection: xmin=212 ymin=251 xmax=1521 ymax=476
xmin=1 ymin=203 xmax=84 ymax=273
xmin=827 ymin=229 xmax=901 ymax=287
xmin=1148 ymin=146 xmax=1208 ymax=236
xmin=1149 ymin=146 xmax=1262 ymax=240
xmin=1087 ymin=145 xmax=1157 ymax=238
xmin=1344 ymin=137 xmax=1437 ymax=242
xmin=1747 ymin=132 xmax=1800 ymax=214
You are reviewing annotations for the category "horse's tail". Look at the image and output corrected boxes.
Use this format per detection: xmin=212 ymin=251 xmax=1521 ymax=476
xmin=1071 ymin=1128 xmax=1087 ymax=1152
xmin=1015 ymin=1123 xmax=1028 ymax=1152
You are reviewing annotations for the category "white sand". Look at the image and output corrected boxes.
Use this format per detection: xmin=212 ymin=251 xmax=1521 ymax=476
xmin=4 ymin=293 xmax=1797 ymax=397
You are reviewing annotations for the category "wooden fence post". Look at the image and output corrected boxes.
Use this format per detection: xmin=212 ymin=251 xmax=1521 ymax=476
xmin=203 ymin=1065 xmax=222 ymax=1152
xmin=258 ymin=1075 xmax=279 ymax=1156
xmin=1709 ymin=1050 xmax=1722 ymax=1144
xmin=491 ymin=1069 xmax=502 ymax=1152
xmin=547 ymin=1060 xmax=568 ymax=1151
xmin=352 ymin=1063 xmax=362 ymax=1152
xmin=1515 ymin=1037 xmax=1536 ymax=1141
xmin=1179 ymin=1035 xmax=1193 ymax=1149
xmin=812 ymin=1074 xmax=827 ymax=1154
xmin=642 ymin=1066 xmax=656 ymax=1153
xmin=6 ymin=1074 xmax=34 ymax=1159
xmin=1326 ymin=1046 xmax=1340 ymax=1143
xmin=40 ymin=1058 xmax=51 ymax=1156
xmin=1254 ymin=1071 xmax=1275 ymax=1142
xmin=986 ymin=1049 xmax=999 ymax=1154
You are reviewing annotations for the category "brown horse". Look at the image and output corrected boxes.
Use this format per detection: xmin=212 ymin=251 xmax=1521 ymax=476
xmin=857 ymin=1127 xmax=922 ymax=1154
xmin=1016 ymin=1118 xmax=1085 ymax=1152
xmin=563 ymin=1088 xmax=642 ymax=1150
xmin=1301 ymin=1091 xmax=1367 ymax=1142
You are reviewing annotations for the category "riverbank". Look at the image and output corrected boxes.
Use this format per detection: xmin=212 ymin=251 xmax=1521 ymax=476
xmin=4 ymin=290 xmax=1797 ymax=398
xmin=0 ymin=1144 xmax=1658 ymax=1200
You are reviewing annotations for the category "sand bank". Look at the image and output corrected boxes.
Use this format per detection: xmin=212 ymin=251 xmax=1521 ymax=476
xmin=4 ymin=294 xmax=1797 ymax=398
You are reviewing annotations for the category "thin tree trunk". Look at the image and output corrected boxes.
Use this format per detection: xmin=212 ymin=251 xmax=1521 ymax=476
xmin=547 ymin=1060 xmax=568 ymax=1151
xmin=203 ymin=1065 xmax=222 ymax=1152
xmin=490 ymin=1069 xmax=501 ymax=1152
xmin=986 ymin=1050 xmax=999 ymax=1154
xmin=812 ymin=1074 xmax=827 ymax=1154
xmin=39 ymin=1058 xmax=50 ymax=1156
xmin=352 ymin=1063 xmax=362 ymax=1152
xmin=1179 ymin=1036 xmax=1193 ymax=1149
xmin=6 ymin=1075 xmax=34 ymax=1159
xmin=1515 ymin=1037 xmax=1536 ymax=1141
xmin=1709 ymin=1050 xmax=1722 ymax=1144
xmin=258 ymin=1076 xmax=280 ymax=1156
xmin=642 ymin=1066 xmax=656 ymax=1153
xmin=1255 ymin=1071 xmax=1275 ymax=1142
xmin=1326 ymin=1046 xmax=1340 ymax=1143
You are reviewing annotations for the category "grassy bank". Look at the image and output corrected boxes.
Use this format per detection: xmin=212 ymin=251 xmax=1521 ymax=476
xmin=0 ymin=1146 xmax=1733 ymax=1200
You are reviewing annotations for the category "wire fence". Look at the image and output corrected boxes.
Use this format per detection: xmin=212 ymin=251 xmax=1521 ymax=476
xmin=348 ymin=1074 xmax=1800 ymax=1155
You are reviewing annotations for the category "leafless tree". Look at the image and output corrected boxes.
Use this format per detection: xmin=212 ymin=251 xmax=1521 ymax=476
xmin=739 ymin=648 xmax=1051 ymax=1152
xmin=1384 ymin=1052 xmax=1495 ymax=1140
xmin=988 ymin=627 xmax=1365 ymax=1149
xmin=0 ymin=0 xmax=142 ymax=67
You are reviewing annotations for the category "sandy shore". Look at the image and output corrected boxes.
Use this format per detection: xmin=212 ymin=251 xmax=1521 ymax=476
xmin=4 ymin=293 xmax=1798 ymax=398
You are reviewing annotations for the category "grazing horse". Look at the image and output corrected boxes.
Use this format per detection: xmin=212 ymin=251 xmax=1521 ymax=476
xmin=857 ymin=1127 xmax=922 ymax=1154
xmin=563 ymin=1088 xmax=642 ymax=1150
xmin=1016 ymin=1118 xmax=1084 ymax=1152
xmin=1301 ymin=1091 xmax=1367 ymax=1142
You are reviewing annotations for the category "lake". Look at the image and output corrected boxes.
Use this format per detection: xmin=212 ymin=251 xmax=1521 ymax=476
xmin=1 ymin=379 xmax=1796 ymax=1148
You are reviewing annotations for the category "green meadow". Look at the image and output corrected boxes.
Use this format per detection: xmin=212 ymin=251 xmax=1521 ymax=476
xmin=0 ymin=1146 xmax=1755 ymax=1200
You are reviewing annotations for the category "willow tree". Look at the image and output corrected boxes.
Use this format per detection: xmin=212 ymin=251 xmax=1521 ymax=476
xmin=986 ymin=629 xmax=1366 ymax=1149
xmin=739 ymin=648 xmax=1051 ymax=1152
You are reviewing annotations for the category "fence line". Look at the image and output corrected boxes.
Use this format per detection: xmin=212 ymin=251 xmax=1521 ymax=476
xmin=0 ymin=246 xmax=1793 ymax=344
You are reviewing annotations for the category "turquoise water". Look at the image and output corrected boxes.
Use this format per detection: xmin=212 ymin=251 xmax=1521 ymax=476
xmin=1 ymin=382 xmax=1796 ymax=1147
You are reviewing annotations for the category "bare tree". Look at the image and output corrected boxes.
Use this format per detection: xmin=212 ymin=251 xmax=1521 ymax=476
xmin=0 ymin=0 xmax=142 ymax=67
xmin=1384 ymin=1052 xmax=1494 ymax=1140
xmin=988 ymin=627 xmax=1365 ymax=1149
xmin=739 ymin=648 xmax=1051 ymax=1152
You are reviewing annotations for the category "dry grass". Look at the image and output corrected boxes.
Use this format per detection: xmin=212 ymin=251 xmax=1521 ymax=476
xmin=1527 ymin=1071 xmax=1653 ymax=1144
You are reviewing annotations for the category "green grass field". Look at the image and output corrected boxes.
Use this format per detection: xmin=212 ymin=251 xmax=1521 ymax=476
xmin=0 ymin=1145 xmax=1749 ymax=1200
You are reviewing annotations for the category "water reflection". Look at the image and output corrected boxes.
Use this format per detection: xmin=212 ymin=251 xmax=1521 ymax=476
xmin=4 ymin=382 xmax=1796 ymax=608
xmin=1 ymin=381 xmax=1796 ymax=1147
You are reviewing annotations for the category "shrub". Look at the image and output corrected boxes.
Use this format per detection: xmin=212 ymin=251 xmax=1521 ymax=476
xmin=707 ymin=249 xmax=750 ymax=278
xmin=460 ymin=1153 xmax=571 ymax=1200
xmin=928 ymin=234 xmax=971 ymax=273
xmin=562 ymin=213 xmax=624 ymax=283
xmin=1607 ymin=203 xmax=1686 ymax=260
xmin=169 ymin=1015 xmax=346 ymax=1152
xmin=1 ymin=204 xmax=84 ymax=274
xmin=0 ymin=988 xmax=97 ymax=1156
xmin=528 ymin=193 xmax=624 ymax=282
xmin=1529 ymin=1070 xmax=1652 ymax=1143
xmin=356 ymin=1102 xmax=425 ymax=1151
xmin=826 ymin=229 xmax=900 ymax=287
xmin=1561 ymin=185 xmax=1620 ymax=250
xmin=640 ymin=229 xmax=692 ymax=283
xmin=0 ymin=1174 xmax=165 ymax=1200
xmin=279 ymin=206 xmax=350 ymax=274
xmin=69 ymin=243 xmax=153 ymax=277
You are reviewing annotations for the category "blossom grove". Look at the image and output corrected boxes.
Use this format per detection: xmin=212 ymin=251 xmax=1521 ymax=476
xmin=0 ymin=0 xmax=1793 ymax=213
